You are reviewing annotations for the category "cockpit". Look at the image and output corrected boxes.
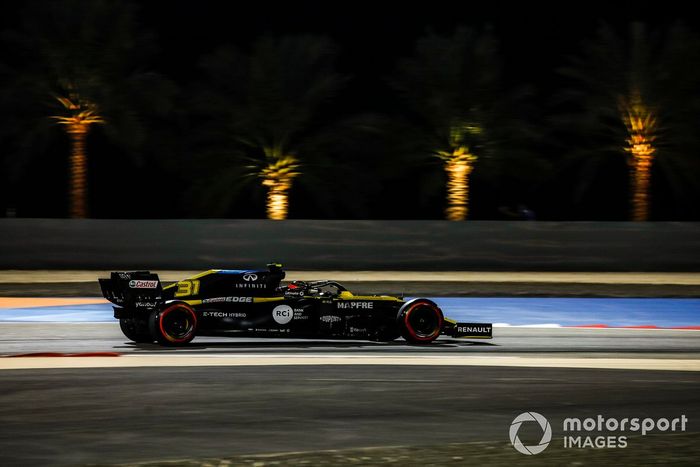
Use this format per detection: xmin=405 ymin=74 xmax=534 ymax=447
xmin=281 ymin=280 xmax=348 ymax=298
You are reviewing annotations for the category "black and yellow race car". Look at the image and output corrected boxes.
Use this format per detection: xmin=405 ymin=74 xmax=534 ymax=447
xmin=99 ymin=263 xmax=492 ymax=345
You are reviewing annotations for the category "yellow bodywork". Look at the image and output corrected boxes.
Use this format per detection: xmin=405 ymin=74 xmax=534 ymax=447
xmin=165 ymin=271 xmax=405 ymax=305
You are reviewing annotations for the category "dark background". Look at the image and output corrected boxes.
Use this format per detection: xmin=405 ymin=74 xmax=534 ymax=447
xmin=1 ymin=0 xmax=698 ymax=220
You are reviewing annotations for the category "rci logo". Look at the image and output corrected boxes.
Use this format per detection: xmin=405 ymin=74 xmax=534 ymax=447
xmin=272 ymin=305 xmax=293 ymax=325
xmin=509 ymin=412 xmax=552 ymax=455
xmin=242 ymin=273 xmax=258 ymax=282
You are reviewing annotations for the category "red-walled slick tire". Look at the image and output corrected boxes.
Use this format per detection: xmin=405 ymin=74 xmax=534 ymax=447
xmin=397 ymin=299 xmax=444 ymax=344
xmin=149 ymin=303 xmax=198 ymax=346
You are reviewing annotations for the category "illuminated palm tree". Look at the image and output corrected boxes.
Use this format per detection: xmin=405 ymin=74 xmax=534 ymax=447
xmin=1 ymin=0 xmax=171 ymax=218
xmin=436 ymin=124 xmax=480 ymax=221
xmin=195 ymin=35 xmax=343 ymax=219
xmin=619 ymin=90 xmax=658 ymax=221
xmin=558 ymin=22 xmax=700 ymax=221
xmin=52 ymin=94 xmax=104 ymax=218
xmin=392 ymin=28 xmax=501 ymax=221
xmin=256 ymin=149 xmax=301 ymax=220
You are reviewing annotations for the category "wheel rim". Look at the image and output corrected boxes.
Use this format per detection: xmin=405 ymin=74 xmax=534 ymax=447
xmin=404 ymin=303 xmax=442 ymax=340
xmin=159 ymin=305 xmax=196 ymax=342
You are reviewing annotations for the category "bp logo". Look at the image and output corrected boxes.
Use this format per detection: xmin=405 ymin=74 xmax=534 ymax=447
xmin=509 ymin=412 xmax=552 ymax=455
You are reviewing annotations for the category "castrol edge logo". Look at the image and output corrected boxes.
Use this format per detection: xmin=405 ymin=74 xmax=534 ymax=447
xmin=129 ymin=280 xmax=158 ymax=289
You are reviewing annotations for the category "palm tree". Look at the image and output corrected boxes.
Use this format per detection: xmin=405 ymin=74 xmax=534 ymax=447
xmin=257 ymin=148 xmax=301 ymax=220
xmin=51 ymin=93 xmax=104 ymax=218
xmin=391 ymin=27 xmax=504 ymax=221
xmin=620 ymin=89 xmax=657 ymax=221
xmin=194 ymin=36 xmax=344 ymax=220
xmin=0 ymin=0 xmax=171 ymax=218
xmin=558 ymin=22 xmax=700 ymax=221
xmin=437 ymin=126 xmax=480 ymax=221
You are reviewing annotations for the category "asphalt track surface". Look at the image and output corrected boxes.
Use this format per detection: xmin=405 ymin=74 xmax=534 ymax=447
xmin=0 ymin=323 xmax=699 ymax=466
xmin=0 ymin=365 xmax=698 ymax=466
xmin=1 ymin=274 xmax=699 ymax=466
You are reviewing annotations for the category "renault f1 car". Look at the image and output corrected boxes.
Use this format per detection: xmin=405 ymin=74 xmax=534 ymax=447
xmin=99 ymin=264 xmax=493 ymax=346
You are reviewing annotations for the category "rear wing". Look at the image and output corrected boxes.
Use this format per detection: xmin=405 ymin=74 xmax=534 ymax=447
xmin=99 ymin=271 xmax=164 ymax=308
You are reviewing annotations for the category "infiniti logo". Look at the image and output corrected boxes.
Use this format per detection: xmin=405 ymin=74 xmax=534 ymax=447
xmin=242 ymin=273 xmax=258 ymax=282
xmin=509 ymin=412 xmax=552 ymax=455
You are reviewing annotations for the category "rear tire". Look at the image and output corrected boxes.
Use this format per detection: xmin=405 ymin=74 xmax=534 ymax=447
xmin=119 ymin=318 xmax=153 ymax=343
xmin=397 ymin=299 xmax=443 ymax=344
xmin=149 ymin=303 xmax=198 ymax=346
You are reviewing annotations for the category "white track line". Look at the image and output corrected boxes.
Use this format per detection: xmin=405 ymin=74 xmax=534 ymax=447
xmin=2 ymin=354 xmax=700 ymax=371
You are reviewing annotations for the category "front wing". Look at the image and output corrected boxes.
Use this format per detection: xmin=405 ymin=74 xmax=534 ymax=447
xmin=443 ymin=319 xmax=493 ymax=339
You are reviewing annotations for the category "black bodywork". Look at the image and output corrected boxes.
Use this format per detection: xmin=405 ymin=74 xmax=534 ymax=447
xmin=99 ymin=264 xmax=493 ymax=345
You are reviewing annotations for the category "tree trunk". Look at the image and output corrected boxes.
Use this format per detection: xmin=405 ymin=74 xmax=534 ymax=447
xmin=444 ymin=159 xmax=473 ymax=221
xmin=630 ymin=153 xmax=652 ymax=221
xmin=265 ymin=181 xmax=291 ymax=220
xmin=67 ymin=126 xmax=89 ymax=218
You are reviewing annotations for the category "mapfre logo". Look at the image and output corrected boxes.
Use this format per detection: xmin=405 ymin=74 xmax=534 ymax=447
xmin=242 ymin=273 xmax=258 ymax=282
xmin=128 ymin=280 xmax=158 ymax=289
xmin=510 ymin=412 xmax=552 ymax=455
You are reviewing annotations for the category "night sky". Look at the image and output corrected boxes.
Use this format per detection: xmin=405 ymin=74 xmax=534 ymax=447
xmin=141 ymin=1 xmax=694 ymax=86
xmin=2 ymin=0 xmax=699 ymax=220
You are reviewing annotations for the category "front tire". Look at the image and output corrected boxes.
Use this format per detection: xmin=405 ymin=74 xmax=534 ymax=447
xmin=149 ymin=303 xmax=198 ymax=346
xmin=119 ymin=317 xmax=153 ymax=343
xmin=397 ymin=299 xmax=444 ymax=344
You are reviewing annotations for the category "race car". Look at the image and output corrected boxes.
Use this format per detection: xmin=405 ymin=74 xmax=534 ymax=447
xmin=99 ymin=263 xmax=493 ymax=346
